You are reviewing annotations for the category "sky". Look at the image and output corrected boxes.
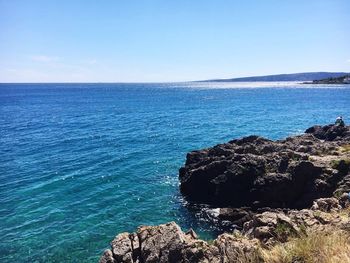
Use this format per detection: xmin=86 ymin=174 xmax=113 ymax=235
xmin=0 ymin=0 xmax=349 ymax=82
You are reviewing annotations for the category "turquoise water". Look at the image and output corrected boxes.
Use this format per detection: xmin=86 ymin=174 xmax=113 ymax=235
xmin=1 ymin=82 xmax=350 ymax=262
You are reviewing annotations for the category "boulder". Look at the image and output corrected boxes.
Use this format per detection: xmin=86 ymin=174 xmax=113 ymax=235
xmin=99 ymin=222 xmax=260 ymax=263
xmin=217 ymin=208 xmax=254 ymax=228
xmin=100 ymin=250 xmax=116 ymax=263
xmin=311 ymin=198 xmax=341 ymax=212
xmin=305 ymin=124 xmax=350 ymax=141
xmin=214 ymin=233 xmax=260 ymax=262
xmin=339 ymin=193 xmax=350 ymax=208
xmin=243 ymin=211 xmax=300 ymax=243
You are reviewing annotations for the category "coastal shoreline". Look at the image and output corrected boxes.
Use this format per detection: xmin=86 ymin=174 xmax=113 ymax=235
xmin=100 ymin=124 xmax=350 ymax=262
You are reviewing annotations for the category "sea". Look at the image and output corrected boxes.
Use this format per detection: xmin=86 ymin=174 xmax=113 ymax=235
xmin=1 ymin=82 xmax=350 ymax=262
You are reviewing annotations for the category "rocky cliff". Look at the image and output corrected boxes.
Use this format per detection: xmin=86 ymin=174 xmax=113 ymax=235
xmin=204 ymin=72 xmax=350 ymax=82
xmin=100 ymin=124 xmax=350 ymax=263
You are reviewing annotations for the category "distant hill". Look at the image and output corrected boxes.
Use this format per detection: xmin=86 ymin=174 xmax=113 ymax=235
xmin=204 ymin=72 xmax=350 ymax=82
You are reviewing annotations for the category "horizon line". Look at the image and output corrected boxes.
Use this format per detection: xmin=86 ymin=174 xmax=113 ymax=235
xmin=1 ymin=71 xmax=349 ymax=84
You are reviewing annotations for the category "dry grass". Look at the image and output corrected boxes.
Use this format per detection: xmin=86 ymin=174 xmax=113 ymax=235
xmin=340 ymin=144 xmax=350 ymax=153
xmin=337 ymin=206 xmax=350 ymax=221
xmin=260 ymin=229 xmax=350 ymax=263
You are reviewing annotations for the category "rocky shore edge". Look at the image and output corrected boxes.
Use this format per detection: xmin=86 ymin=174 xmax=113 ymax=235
xmin=100 ymin=124 xmax=350 ymax=263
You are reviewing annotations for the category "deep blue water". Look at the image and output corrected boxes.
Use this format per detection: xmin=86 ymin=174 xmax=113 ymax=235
xmin=1 ymin=82 xmax=350 ymax=262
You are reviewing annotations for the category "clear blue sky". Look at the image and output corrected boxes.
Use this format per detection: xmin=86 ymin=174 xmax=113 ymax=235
xmin=0 ymin=0 xmax=349 ymax=82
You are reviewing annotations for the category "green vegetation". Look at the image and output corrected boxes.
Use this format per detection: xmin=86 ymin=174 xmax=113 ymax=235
xmin=330 ymin=159 xmax=350 ymax=170
xmin=206 ymin=239 xmax=215 ymax=245
xmin=274 ymin=222 xmax=298 ymax=242
xmin=313 ymin=210 xmax=321 ymax=217
xmin=334 ymin=190 xmax=343 ymax=199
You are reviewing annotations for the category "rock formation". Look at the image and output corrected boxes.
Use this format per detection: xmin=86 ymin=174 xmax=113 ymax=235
xmin=100 ymin=221 xmax=260 ymax=263
xmin=100 ymin=197 xmax=350 ymax=263
xmin=179 ymin=124 xmax=350 ymax=208
xmin=100 ymin=124 xmax=350 ymax=262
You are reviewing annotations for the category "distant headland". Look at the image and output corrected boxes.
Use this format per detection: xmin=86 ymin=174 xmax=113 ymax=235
xmin=202 ymin=72 xmax=350 ymax=82
xmin=303 ymin=74 xmax=350 ymax=84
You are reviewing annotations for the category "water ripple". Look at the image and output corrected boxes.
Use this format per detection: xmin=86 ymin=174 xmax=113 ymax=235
xmin=1 ymin=83 xmax=350 ymax=262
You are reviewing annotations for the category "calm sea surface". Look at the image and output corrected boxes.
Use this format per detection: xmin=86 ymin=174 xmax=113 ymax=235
xmin=1 ymin=82 xmax=350 ymax=262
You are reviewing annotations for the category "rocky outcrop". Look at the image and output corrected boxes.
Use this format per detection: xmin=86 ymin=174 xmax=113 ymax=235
xmin=100 ymin=125 xmax=350 ymax=262
xmin=179 ymin=125 xmax=350 ymax=209
xmin=99 ymin=222 xmax=260 ymax=263
xmin=100 ymin=199 xmax=350 ymax=262
xmin=242 ymin=198 xmax=348 ymax=244
xmin=305 ymin=124 xmax=350 ymax=141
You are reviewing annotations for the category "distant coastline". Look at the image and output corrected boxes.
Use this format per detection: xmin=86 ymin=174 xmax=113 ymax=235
xmin=302 ymin=74 xmax=350 ymax=85
xmin=202 ymin=72 xmax=350 ymax=82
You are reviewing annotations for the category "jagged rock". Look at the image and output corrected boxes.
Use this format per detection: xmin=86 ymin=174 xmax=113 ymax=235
xmin=243 ymin=211 xmax=300 ymax=243
xmin=311 ymin=197 xmax=341 ymax=212
xmin=100 ymin=250 xmax=116 ymax=263
xmin=137 ymin=222 xmax=192 ymax=262
xmin=109 ymin=232 xmax=139 ymax=263
xmin=217 ymin=208 xmax=254 ymax=228
xmin=185 ymin=228 xmax=198 ymax=239
xmin=101 ymin=222 xmax=223 ymax=263
xmin=100 ymin=222 xmax=260 ymax=263
xmin=214 ymin=234 xmax=260 ymax=262
xmin=339 ymin=193 xmax=350 ymax=208
xmin=305 ymin=124 xmax=350 ymax=141
xmin=241 ymin=207 xmax=350 ymax=244
xmin=179 ymin=125 xmax=350 ymax=209
xmin=100 ymin=125 xmax=350 ymax=262
xmin=100 ymin=208 xmax=350 ymax=262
